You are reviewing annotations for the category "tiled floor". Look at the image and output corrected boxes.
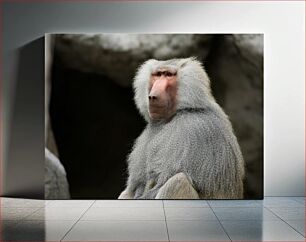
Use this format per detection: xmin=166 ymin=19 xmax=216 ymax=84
xmin=0 ymin=197 xmax=304 ymax=241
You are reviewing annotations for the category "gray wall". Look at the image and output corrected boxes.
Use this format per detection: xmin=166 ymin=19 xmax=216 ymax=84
xmin=2 ymin=2 xmax=305 ymax=198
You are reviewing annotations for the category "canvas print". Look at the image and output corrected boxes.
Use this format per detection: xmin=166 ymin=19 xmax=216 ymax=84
xmin=45 ymin=34 xmax=263 ymax=199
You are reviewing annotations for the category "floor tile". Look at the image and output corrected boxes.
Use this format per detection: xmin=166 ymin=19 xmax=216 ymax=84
xmin=0 ymin=219 xmax=75 ymax=241
xmin=286 ymin=220 xmax=305 ymax=236
xmin=0 ymin=198 xmax=45 ymax=208
xmin=208 ymin=199 xmax=263 ymax=207
xmin=0 ymin=220 xmax=20 ymax=230
xmin=165 ymin=207 xmax=217 ymax=221
xmin=264 ymin=197 xmax=304 ymax=207
xmin=46 ymin=220 xmax=76 ymax=241
xmin=268 ymin=207 xmax=305 ymax=220
xmin=26 ymin=207 xmax=88 ymax=220
xmin=0 ymin=197 xmax=305 ymax=241
xmin=0 ymin=220 xmax=20 ymax=240
xmin=81 ymin=207 xmax=164 ymax=221
xmin=46 ymin=200 xmax=95 ymax=208
xmin=0 ymin=207 xmax=40 ymax=220
xmin=62 ymin=220 xmax=168 ymax=241
xmin=221 ymin=220 xmax=305 ymax=241
xmin=163 ymin=200 xmax=209 ymax=207
xmin=93 ymin=200 xmax=163 ymax=208
xmin=292 ymin=197 xmax=305 ymax=205
xmin=213 ymin=207 xmax=280 ymax=220
xmin=167 ymin=220 xmax=230 ymax=241
xmin=0 ymin=219 xmax=45 ymax=241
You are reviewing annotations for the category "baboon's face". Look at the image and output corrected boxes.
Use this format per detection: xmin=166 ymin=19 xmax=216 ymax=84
xmin=148 ymin=67 xmax=178 ymax=121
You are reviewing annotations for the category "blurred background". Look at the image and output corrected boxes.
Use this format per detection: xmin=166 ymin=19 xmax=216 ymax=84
xmin=45 ymin=34 xmax=263 ymax=199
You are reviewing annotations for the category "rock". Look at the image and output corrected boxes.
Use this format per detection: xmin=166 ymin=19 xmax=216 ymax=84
xmin=54 ymin=34 xmax=213 ymax=86
xmin=46 ymin=123 xmax=59 ymax=157
xmin=45 ymin=35 xmax=69 ymax=199
xmin=45 ymin=148 xmax=70 ymax=199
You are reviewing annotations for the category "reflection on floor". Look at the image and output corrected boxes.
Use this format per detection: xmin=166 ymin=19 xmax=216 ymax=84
xmin=0 ymin=197 xmax=304 ymax=241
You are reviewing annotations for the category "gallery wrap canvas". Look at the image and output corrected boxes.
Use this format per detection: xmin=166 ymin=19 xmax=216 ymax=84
xmin=45 ymin=34 xmax=263 ymax=200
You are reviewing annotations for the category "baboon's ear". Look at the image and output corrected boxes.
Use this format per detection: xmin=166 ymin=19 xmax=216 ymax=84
xmin=179 ymin=60 xmax=188 ymax=68
xmin=179 ymin=59 xmax=189 ymax=68
xmin=179 ymin=57 xmax=196 ymax=68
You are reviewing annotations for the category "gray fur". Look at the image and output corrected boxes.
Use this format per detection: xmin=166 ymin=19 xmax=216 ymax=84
xmin=123 ymin=57 xmax=245 ymax=199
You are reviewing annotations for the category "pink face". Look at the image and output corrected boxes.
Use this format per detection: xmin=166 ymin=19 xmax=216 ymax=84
xmin=148 ymin=69 xmax=178 ymax=121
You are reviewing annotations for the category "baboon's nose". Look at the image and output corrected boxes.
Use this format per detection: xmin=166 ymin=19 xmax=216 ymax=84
xmin=149 ymin=95 xmax=158 ymax=101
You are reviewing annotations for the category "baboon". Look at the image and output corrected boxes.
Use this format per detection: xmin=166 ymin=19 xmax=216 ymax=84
xmin=119 ymin=57 xmax=245 ymax=199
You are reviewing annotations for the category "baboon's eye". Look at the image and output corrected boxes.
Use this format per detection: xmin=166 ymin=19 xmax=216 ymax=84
xmin=166 ymin=72 xmax=173 ymax=77
xmin=152 ymin=71 xmax=176 ymax=77
xmin=152 ymin=72 xmax=160 ymax=77
xmin=156 ymin=71 xmax=162 ymax=77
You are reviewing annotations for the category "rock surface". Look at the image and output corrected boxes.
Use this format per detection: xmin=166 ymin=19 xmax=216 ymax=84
xmin=45 ymin=148 xmax=70 ymax=199
xmin=54 ymin=34 xmax=213 ymax=86
xmin=46 ymin=35 xmax=70 ymax=199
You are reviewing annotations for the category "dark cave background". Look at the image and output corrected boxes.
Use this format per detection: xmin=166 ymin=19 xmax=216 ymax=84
xmin=48 ymin=34 xmax=263 ymax=199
